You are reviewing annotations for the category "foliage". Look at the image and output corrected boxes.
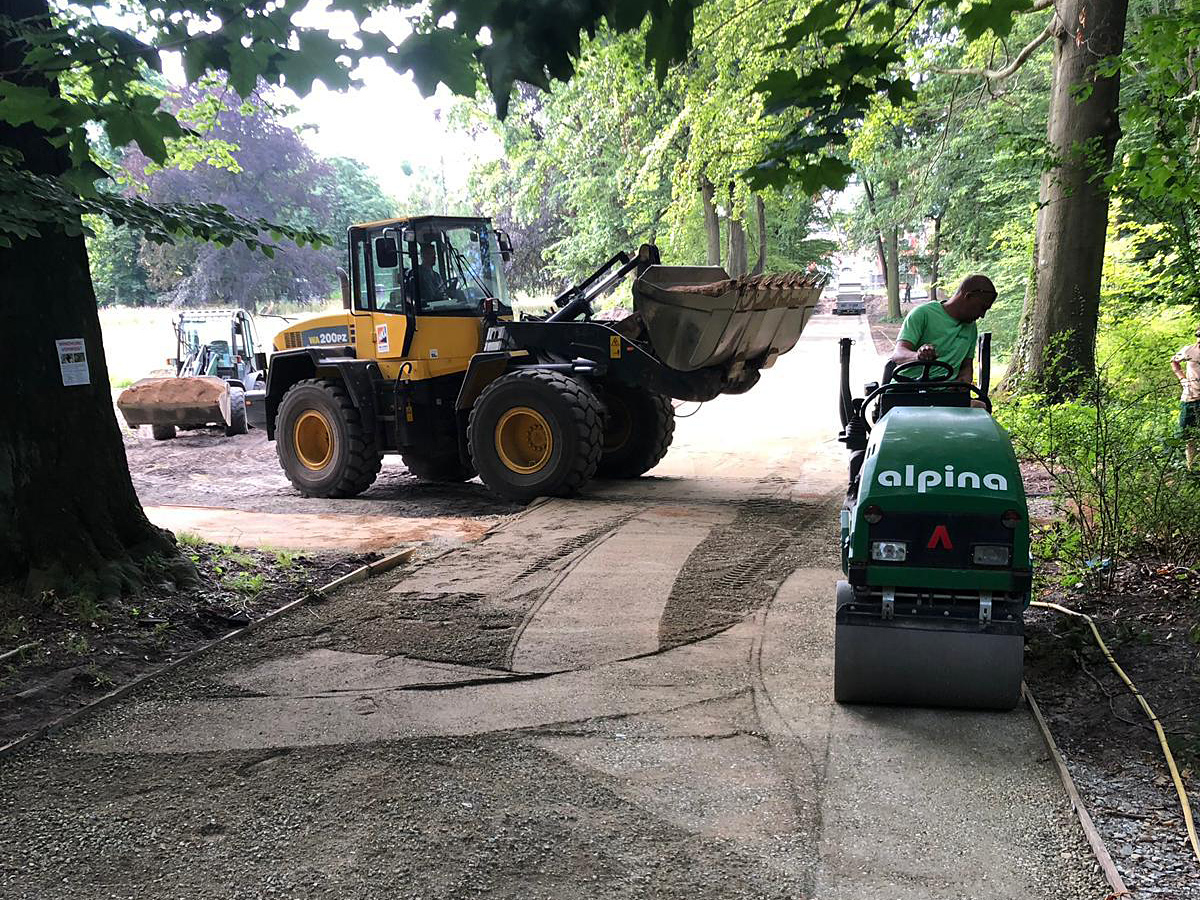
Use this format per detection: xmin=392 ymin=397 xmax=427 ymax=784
xmin=1107 ymin=0 xmax=1200 ymax=300
xmin=999 ymin=317 xmax=1200 ymax=587
xmin=90 ymin=83 xmax=395 ymax=309
xmin=450 ymin=12 xmax=833 ymax=295
xmin=87 ymin=216 xmax=156 ymax=306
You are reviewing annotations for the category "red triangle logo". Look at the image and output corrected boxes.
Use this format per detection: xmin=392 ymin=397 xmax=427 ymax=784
xmin=927 ymin=525 xmax=953 ymax=550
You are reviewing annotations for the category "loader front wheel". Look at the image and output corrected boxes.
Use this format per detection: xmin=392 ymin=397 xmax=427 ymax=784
xmin=401 ymin=451 xmax=476 ymax=483
xmin=468 ymin=369 xmax=602 ymax=501
xmin=276 ymin=379 xmax=382 ymax=498
xmin=224 ymin=387 xmax=248 ymax=436
xmin=596 ymin=384 xmax=675 ymax=478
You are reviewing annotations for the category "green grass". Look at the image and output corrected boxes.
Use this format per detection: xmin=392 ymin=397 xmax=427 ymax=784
xmin=223 ymin=572 xmax=266 ymax=596
xmin=274 ymin=550 xmax=303 ymax=567
xmin=176 ymin=531 xmax=205 ymax=547
xmin=64 ymin=632 xmax=90 ymax=656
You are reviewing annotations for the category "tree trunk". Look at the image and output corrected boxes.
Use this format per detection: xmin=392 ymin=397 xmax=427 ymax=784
xmin=751 ymin=195 xmax=767 ymax=275
xmin=929 ymin=213 xmax=942 ymax=299
xmin=0 ymin=0 xmax=190 ymax=598
xmin=726 ymin=184 xmax=748 ymax=277
xmin=862 ymin=179 xmax=888 ymax=288
xmin=1018 ymin=0 xmax=1129 ymax=395
xmin=700 ymin=175 xmax=721 ymax=267
xmin=727 ymin=219 xmax=748 ymax=276
xmin=885 ymin=225 xmax=901 ymax=318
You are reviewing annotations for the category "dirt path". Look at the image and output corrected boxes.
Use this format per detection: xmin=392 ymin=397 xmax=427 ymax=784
xmin=3 ymin=316 xmax=1104 ymax=899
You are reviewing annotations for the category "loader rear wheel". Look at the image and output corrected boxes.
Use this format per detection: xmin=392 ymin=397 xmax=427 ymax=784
xmin=150 ymin=424 xmax=176 ymax=441
xmin=468 ymin=369 xmax=602 ymax=501
xmin=276 ymin=378 xmax=382 ymax=498
xmin=224 ymin=387 xmax=248 ymax=436
xmin=401 ymin=451 xmax=476 ymax=483
xmin=596 ymin=384 xmax=675 ymax=479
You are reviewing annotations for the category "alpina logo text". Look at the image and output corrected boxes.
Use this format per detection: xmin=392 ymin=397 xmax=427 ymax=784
xmin=876 ymin=464 xmax=1008 ymax=494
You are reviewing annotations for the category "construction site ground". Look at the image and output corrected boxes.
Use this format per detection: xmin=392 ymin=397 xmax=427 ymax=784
xmin=0 ymin=313 xmax=1110 ymax=898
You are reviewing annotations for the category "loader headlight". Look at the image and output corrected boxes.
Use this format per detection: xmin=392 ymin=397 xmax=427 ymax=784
xmin=973 ymin=545 xmax=1011 ymax=566
xmin=871 ymin=541 xmax=907 ymax=562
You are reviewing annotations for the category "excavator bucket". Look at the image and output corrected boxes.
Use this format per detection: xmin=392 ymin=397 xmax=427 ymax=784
xmin=117 ymin=376 xmax=232 ymax=428
xmin=632 ymin=266 xmax=824 ymax=372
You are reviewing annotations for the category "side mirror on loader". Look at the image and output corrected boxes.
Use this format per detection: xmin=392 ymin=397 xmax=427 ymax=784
xmin=375 ymin=236 xmax=399 ymax=269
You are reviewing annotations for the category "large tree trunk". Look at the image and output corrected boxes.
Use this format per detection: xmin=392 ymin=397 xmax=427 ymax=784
xmin=0 ymin=0 xmax=190 ymax=598
xmin=929 ymin=212 xmax=942 ymax=299
xmin=751 ymin=195 xmax=767 ymax=275
xmin=1017 ymin=0 xmax=1129 ymax=395
xmin=700 ymin=175 xmax=721 ymax=267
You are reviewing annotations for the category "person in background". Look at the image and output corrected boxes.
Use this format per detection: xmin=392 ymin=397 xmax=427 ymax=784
xmin=1171 ymin=328 xmax=1200 ymax=469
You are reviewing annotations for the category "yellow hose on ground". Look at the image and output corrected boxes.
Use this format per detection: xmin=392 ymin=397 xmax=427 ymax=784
xmin=1032 ymin=600 xmax=1200 ymax=867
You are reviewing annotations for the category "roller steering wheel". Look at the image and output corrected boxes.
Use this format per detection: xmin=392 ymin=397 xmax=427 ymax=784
xmin=891 ymin=358 xmax=956 ymax=383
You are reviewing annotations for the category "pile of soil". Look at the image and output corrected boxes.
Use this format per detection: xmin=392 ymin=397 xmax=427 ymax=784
xmin=1024 ymin=557 xmax=1200 ymax=895
xmin=0 ymin=542 xmax=365 ymax=747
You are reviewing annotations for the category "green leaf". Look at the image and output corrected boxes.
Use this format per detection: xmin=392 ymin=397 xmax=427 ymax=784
xmin=391 ymin=30 xmax=479 ymax=98
xmin=959 ymin=0 xmax=1034 ymax=40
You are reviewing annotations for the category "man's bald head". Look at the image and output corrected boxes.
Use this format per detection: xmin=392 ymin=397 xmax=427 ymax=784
xmin=947 ymin=274 xmax=997 ymax=322
xmin=957 ymin=274 xmax=996 ymax=298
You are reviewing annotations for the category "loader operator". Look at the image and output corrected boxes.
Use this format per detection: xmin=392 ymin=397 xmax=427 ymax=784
xmin=406 ymin=240 xmax=449 ymax=304
xmin=889 ymin=274 xmax=997 ymax=385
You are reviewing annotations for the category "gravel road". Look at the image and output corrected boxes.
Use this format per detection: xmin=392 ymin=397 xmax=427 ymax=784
xmin=1 ymin=316 xmax=1109 ymax=899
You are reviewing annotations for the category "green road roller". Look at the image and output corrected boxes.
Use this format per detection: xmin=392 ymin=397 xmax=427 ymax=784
xmin=834 ymin=335 xmax=1031 ymax=710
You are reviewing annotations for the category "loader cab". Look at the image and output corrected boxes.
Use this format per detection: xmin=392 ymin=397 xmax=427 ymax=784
xmin=348 ymin=216 xmax=512 ymax=320
xmin=174 ymin=309 xmax=257 ymax=385
xmin=345 ymin=216 xmax=514 ymax=379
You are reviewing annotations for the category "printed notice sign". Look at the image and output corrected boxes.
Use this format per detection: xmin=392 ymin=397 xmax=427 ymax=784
xmin=375 ymin=323 xmax=390 ymax=353
xmin=56 ymin=338 xmax=90 ymax=386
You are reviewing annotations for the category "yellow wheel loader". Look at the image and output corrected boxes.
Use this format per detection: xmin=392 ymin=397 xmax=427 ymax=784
xmin=264 ymin=215 xmax=824 ymax=501
xmin=117 ymin=309 xmax=266 ymax=439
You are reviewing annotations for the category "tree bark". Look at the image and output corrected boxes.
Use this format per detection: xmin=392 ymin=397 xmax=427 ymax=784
xmin=1018 ymin=0 xmax=1129 ymax=395
xmin=726 ymin=184 xmax=748 ymax=277
xmin=885 ymin=225 xmax=901 ymax=318
xmin=0 ymin=0 xmax=190 ymax=597
xmin=700 ymin=175 xmax=721 ymax=267
xmin=751 ymin=195 xmax=767 ymax=275
xmin=862 ymin=179 xmax=888 ymax=289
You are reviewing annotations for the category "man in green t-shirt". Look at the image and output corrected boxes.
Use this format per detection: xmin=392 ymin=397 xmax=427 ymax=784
xmin=890 ymin=274 xmax=997 ymax=383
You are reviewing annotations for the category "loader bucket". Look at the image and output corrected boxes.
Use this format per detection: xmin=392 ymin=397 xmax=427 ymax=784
xmin=117 ymin=376 xmax=232 ymax=428
xmin=632 ymin=266 xmax=824 ymax=372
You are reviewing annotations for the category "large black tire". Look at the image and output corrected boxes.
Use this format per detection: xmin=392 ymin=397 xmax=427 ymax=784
xmin=401 ymin=451 xmax=476 ymax=483
xmin=276 ymin=378 xmax=382 ymax=498
xmin=150 ymin=424 xmax=176 ymax=441
xmin=595 ymin=384 xmax=675 ymax=479
xmin=224 ymin=386 xmax=248 ymax=436
xmin=468 ymin=369 xmax=602 ymax=501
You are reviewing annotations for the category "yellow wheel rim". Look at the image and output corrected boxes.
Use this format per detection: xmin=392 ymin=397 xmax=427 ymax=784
xmin=495 ymin=406 xmax=553 ymax=474
xmin=293 ymin=409 xmax=334 ymax=470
